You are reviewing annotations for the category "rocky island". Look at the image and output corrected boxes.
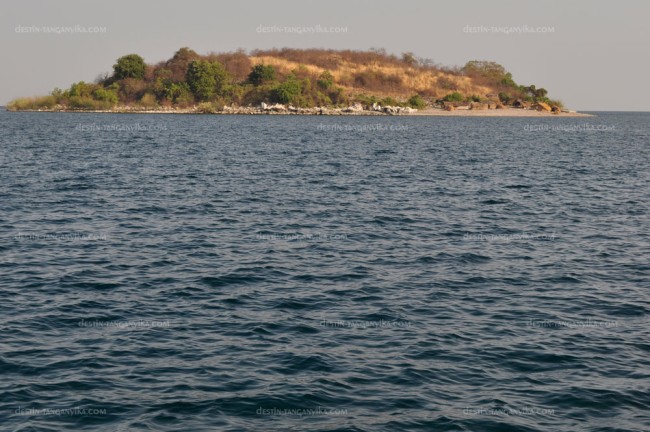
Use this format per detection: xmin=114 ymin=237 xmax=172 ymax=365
xmin=6 ymin=48 xmax=588 ymax=116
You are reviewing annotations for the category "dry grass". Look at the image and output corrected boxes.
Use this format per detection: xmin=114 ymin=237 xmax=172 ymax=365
xmin=250 ymin=55 xmax=492 ymax=100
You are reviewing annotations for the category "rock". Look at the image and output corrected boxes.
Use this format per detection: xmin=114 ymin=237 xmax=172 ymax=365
xmin=343 ymin=103 xmax=364 ymax=113
xmin=533 ymin=102 xmax=552 ymax=112
xmin=513 ymin=100 xmax=532 ymax=109
xmin=469 ymin=102 xmax=488 ymax=110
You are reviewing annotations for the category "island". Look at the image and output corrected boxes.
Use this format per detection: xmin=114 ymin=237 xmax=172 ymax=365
xmin=6 ymin=48 xmax=588 ymax=116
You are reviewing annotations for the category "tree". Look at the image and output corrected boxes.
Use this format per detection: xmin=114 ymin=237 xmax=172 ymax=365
xmin=248 ymin=64 xmax=276 ymax=85
xmin=401 ymin=52 xmax=417 ymax=66
xmin=185 ymin=60 xmax=229 ymax=101
xmin=166 ymin=47 xmax=199 ymax=82
xmin=113 ymin=54 xmax=146 ymax=80
xmin=500 ymin=72 xmax=517 ymax=88
xmin=462 ymin=61 xmax=508 ymax=82
xmin=68 ymin=81 xmax=94 ymax=97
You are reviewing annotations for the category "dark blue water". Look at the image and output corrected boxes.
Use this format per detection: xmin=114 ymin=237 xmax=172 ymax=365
xmin=1 ymin=111 xmax=649 ymax=431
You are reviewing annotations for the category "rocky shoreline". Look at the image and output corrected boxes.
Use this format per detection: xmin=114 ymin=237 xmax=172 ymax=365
xmin=6 ymin=102 xmax=590 ymax=117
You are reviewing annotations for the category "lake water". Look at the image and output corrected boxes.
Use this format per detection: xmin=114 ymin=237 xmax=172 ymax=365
xmin=1 ymin=111 xmax=649 ymax=431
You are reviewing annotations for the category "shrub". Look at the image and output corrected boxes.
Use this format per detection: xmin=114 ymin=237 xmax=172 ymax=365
xmin=139 ymin=93 xmax=158 ymax=108
xmin=7 ymin=96 xmax=57 ymax=110
xmin=381 ymin=96 xmax=399 ymax=106
xmin=92 ymin=87 xmax=119 ymax=105
xmin=328 ymin=86 xmax=348 ymax=106
xmin=437 ymin=76 xmax=456 ymax=90
xmin=271 ymin=75 xmax=302 ymax=104
xmin=113 ymin=54 xmax=146 ymax=80
xmin=317 ymin=70 xmax=334 ymax=90
xmin=407 ymin=94 xmax=426 ymax=109
xmin=248 ymin=64 xmax=276 ymax=85
xmin=196 ymin=102 xmax=217 ymax=113
xmin=119 ymin=78 xmax=147 ymax=103
xmin=68 ymin=81 xmax=95 ymax=98
xmin=498 ymin=92 xmax=512 ymax=104
xmin=442 ymin=92 xmax=463 ymax=102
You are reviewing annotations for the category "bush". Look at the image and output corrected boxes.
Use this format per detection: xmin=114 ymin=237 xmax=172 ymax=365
xmin=442 ymin=92 xmax=463 ymax=102
xmin=248 ymin=64 xmax=276 ymax=85
xmin=271 ymin=75 xmax=302 ymax=104
xmin=381 ymin=96 xmax=399 ymax=106
xmin=407 ymin=94 xmax=426 ymax=109
xmin=68 ymin=81 xmax=95 ymax=98
xmin=316 ymin=70 xmax=334 ymax=89
xmin=196 ymin=102 xmax=217 ymax=113
xmin=7 ymin=96 xmax=57 ymax=110
xmin=498 ymin=92 xmax=512 ymax=105
xmin=92 ymin=87 xmax=119 ymax=105
xmin=139 ymin=93 xmax=158 ymax=108
xmin=113 ymin=54 xmax=146 ymax=80
xmin=328 ymin=87 xmax=348 ymax=106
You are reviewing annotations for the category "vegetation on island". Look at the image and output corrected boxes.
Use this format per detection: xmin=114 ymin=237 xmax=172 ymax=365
xmin=7 ymin=48 xmax=563 ymax=111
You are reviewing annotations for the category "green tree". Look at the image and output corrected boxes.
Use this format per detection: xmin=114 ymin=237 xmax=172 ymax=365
xmin=500 ymin=72 xmax=517 ymax=88
xmin=113 ymin=54 xmax=146 ymax=80
xmin=68 ymin=81 xmax=96 ymax=98
xmin=248 ymin=64 xmax=276 ymax=85
xmin=185 ymin=60 xmax=229 ymax=101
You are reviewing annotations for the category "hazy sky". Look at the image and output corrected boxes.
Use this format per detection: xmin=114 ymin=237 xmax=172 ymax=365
xmin=2 ymin=0 xmax=648 ymax=110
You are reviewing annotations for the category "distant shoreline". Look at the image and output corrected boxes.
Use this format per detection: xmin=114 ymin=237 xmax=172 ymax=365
xmin=4 ymin=107 xmax=592 ymax=117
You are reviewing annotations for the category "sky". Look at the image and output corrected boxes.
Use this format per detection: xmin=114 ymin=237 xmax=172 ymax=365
xmin=1 ymin=0 xmax=648 ymax=111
